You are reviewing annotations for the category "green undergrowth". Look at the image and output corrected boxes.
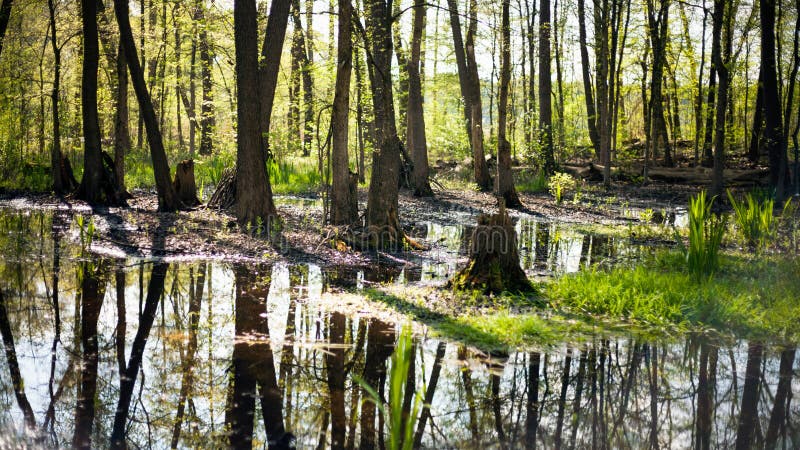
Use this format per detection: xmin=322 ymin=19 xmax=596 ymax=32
xmin=548 ymin=251 xmax=800 ymax=341
xmin=363 ymin=250 xmax=799 ymax=353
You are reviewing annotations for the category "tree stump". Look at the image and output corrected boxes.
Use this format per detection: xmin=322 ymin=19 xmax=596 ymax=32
xmin=173 ymin=159 xmax=201 ymax=206
xmin=449 ymin=203 xmax=534 ymax=294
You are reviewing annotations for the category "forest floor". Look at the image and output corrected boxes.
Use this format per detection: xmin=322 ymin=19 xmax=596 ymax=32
xmin=0 ymin=179 xmax=700 ymax=265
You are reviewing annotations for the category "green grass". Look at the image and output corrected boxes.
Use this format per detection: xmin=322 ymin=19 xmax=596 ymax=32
xmin=516 ymin=169 xmax=549 ymax=194
xmin=727 ymin=189 xmax=775 ymax=249
xmin=684 ymin=191 xmax=727 ymax=277
xmin=547 ymin=251 xmax=800 ymax=340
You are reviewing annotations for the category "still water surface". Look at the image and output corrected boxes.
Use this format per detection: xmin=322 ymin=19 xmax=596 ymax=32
xmin=0 ymin=209 xmax=797 ymax=449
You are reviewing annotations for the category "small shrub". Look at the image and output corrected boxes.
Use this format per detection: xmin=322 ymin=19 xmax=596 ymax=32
xmin=727 ymin=190 xmax=775 ymax=250
xmin=547 ymin=172 xmax=577 ymax=205
xmin=683 ymin=191 xmax=727 ymax=277
xmin=516 ymin=170 xmax=548 ymax=193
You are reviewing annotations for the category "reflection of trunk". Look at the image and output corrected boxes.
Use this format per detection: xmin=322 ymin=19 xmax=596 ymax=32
xmin=171 ymin=264 xmax=206 ymax=448
xmin=568 ymin=350 xmax=588 ymax=450
xmin=554 ymin=350 xmax=572 ymax=447
xmin=734 ymin=342 xmax=763 ymax=450
xmin=492 ymin=372 xmax=507 ymax=449
xmin=0 ymin=290 xmax=36 ymax=431
xmin=110 ymin=262 xmax=169 ymax=449
xmin=413 ymin=342 xmax=446 ymax=448
xmin=360 ymin=319 xmax=394 ymax=450
xmin=401 ymin=342 xmax=416 ymax=449
xmin=647 ymin=343 xmax=659 ymax=450
xmin=610 ymin=342 xmax=641 ymax=439
xmin=115 ymin=268 xmax=126 ymax=375
xmin=694 ymin=341 xmax=714 ymax=450
xmin=764 ymin=347 xmax=796 ymax=448
xmin=458 ymin=346 xmax=480 ymax=444
xmin=525 ymin=353 xmax=540 ymax=449
xmin=327 ymin=312 xmax=347 ymax=450
xmin=72 ymin=265 xmax=107 ymax=449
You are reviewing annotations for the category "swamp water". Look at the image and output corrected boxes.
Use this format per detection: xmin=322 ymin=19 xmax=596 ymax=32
xmin=0 ymin=209 xmax=797 ymax=449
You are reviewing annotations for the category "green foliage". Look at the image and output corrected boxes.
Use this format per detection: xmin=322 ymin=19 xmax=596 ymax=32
xmin=516 ymin=170 xmax=549 ymax=193
xmin=267 ymin=158 xmax=322 ymax=194
xmin=547 ymin=172 xmax=577 ymax=204
xmin=727 ymin=189 xmax=775 ymax=250
xmin=683 ymin=191 xmax=727 ymax=277
xmin=354 ymin=325 xmax=421 ymax=450
xmin=548 ymin=251 xmax=800 ymax=340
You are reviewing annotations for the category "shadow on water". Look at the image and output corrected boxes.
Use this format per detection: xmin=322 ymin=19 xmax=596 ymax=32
xmin=0 ymin=211 xmax=798 ymax=449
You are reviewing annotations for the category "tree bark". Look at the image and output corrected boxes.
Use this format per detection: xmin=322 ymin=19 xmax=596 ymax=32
xmin=646 ymin=0 xmax=673 ymax=168
xmin=539 ymin=0 xmax=555 ymax=174
xmin=496 ymin=0 xmax=521 ymax=207
xmin=331 ymin=0 xmax=358 ymax=225
xmin=0 ymin=0 xmax=13 ymax=58
xmin=259 ymin=0 xmax=292 ymax=158
xmin=577 ymin=0 xmax=600 ymax=157
xmin=197 ymin=1 xmax=214 ymax=155
xmin=364 ymin=0 xmax=405 ymax=247
xmin=760 ymin=0 xmax=789 ymax=198
xmin=47 ymin=0 xmax=75 ymax=194
xmin=114 ymin=0 xmax=182 ymax=211
xmin=407 ymin=0 xmax=433 ymax=197
xmin=234 ymin=0 xmax=279 ymax=228
xmin=113 ymin=40 xmax=130 ymax=197
xmin=711 ymin=0 xmax=732 ymax=196
xmin=446 ymin=0 xmax=491 ymax=190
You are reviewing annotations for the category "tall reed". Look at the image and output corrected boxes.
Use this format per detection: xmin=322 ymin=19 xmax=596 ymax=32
xmin=727 ymin=190 xmax=774 ymax=250
xmin=685 ymin=191 xmax=727 ymax=277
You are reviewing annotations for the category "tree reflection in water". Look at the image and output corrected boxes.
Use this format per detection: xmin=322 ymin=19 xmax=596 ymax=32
xmin=0 ymin=211 xmax=798 ymax=449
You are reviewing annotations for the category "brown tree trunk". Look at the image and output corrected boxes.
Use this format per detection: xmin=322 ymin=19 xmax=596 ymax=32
xmin=77 ymin=0 xmax=122 ymax=206
xmin=197 ymin=1 xmax=214 ymax=155
xmin=496 ymin=0 xmax=521 ymax=207
xmin=646 ymin=0 xmax=673 ymax=168
xmin=577 ymin=0 xmax=600 ymax=157
xmin=407 ymin=0 xmax=433 ymax=197
xmin=114 ymin=40 xmax=130 ymax=197
xmin=446 ymin=0 xmax=491 ymax=190
xmin=711 ymin=0 xmax=732 ymax=196
xmin=734 ymin=342 xmax=763 ymax=450
xmin=0 ymin=0 xmax=12 ymax=58
xmin=233 ymin=0 xmax=278 ymax=228
xmin=259 ymin=0 xmax=292 ymax=158
xmin=364 ymin=0 xmax=404 ymax=247
xmin=760 ymin=0 xmax=789 ymax=198
xmin=539 ymin=0 xmax=555 ymax=174
xmin=173 ymin=160 xmax=200 ymax=206
xmin=114 ymin=0 xmax=182 ymax=211
xmin=47 ymin=0 xmax=75 ymax=194
xmin=331 ymin=0 xmax=358 ymax=225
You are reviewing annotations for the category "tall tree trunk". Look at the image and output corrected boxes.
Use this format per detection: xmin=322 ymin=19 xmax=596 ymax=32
xmin=539 ymin=0 xmax=555 ymax=174
xmin=114 ymin=0 xmax=182 ymax=211
xmin=0 ymin=0 xmax=13 ymax=58
xmin=702 ymin=68 xmax=717 ymax=166
xmin=693 ymin=4 xmax=708 ymax=165
xmin=407 ymin=0 xmax=433 ymax=197
xmin=711 ymin=0 xmax=732 ymax=196
xmin=748 ymin=69 xmax=765 ymax=164
xmin=331 ymin=0 xmax=357 ymax=224
xmin=496 ymin=0 xmax=521 ymax=207
xmin=258 ymin=0 xmax=292 ymax=158
xmin=197 ymin=1 xmax=214 ymax=155
xmin=233 ymin=0 xmax=279 ymax=227
xmin=77 ymin=0 xmax=121 ymax=205
xmin=364 ymin=0 xmax=404 ymax=246
xmin=760 ymin=0 xmax=789 ymax=198
xmin=446 ymin=0 xmax=491 ymax=190
xmin=114 ymin=41 xmax=130 ymax=196
xmin=646 ymin=0 xmax=673 ymax=168
xmin=577 ymin=0 xmax=600 ymax=157
xmin=48 ymin=0 xmax=74 ymax=194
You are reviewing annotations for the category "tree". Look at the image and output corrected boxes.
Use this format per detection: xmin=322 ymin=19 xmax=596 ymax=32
xmin=407 ymin=0 xmax=433 ymax=197
xmin=538 ymin=0 xmax=555 ymax=174
xmin=495 ymin=0 xmax=521 ymax=207
xmin=233 ymin=0 xmax=279 ymax=228
xmin=710 ymin=0 xmax=733 ymax=195
xmin=76 ymin=0 xmax=123 ymax=206
xmin=114 ymin=0 xmax=183 ymax=211
xmin=330 ymin=0 xmax=358 ymax=225
xmin=645 ymin=0 xmax=673 ymax=168
xmin=363 ymin=0 xmax=405 ymax=246
xmin=447 ymin=0 xmax=491 ymax=190
xmin=196 ymin=0 xmax=214 ymax=155
xmin=47 ymin=0 xmax=76 ymax=194
xmin=113 ymin=40 xmax=130 ymax=197
xmin=0 ymin=0 xmax=12 ymax=58
xmin=258 ymin=0 xmax=292 ymax=158
xmin=760 ymin=0 xmax=789 ymax=199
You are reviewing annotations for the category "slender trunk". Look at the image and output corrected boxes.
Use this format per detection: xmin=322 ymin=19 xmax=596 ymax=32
xmin=734 ymin=342 xmax=763 ymax=450
xmin=114 ymin=41 xmax=130 ymax=196
xmin=114 ymin=0 xmax=182 ymax=211
xmin=711 ymin=0 xmax=732 ymax=196
xmin=694 ymin=5 xmax=708 ymax=165
xmin=408 ymin=0 xmax=433 ymax=196
xmin=331 ymin=0 xmax=357 ymax=224
xmin=748 ymin=69 xmax=764 ymax=163
xmin=760 ymin=0 xmax=788 ymax=198
xmin=496 ymin=0 xmax=521 ymax=207
xmin=258 ymin=0 xmax=292 ymax=158
xmin=197 ymin=1 xmax=214 ymax=155
xmin=577 ymin=0 xmax=600 ymax=157
xmin=539 ymin=0 xmax=555 ymax=174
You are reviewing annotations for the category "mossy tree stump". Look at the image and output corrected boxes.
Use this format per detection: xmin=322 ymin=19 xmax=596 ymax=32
xmin=450 ymin=203 xmax=534 ymax=294
xmin=173 ymin=159 xmax=201 ymax=206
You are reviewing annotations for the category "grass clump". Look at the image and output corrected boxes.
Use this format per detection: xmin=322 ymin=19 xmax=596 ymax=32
xmin=683 ymin=191 xmax=727 ymax=277
xmin=547 ymin=172 xmax=577 ymax=204
xmin=547 ymin=251 xmax=800 ymax=340
xmin=516 ymin=170 xmax=549 ymax=194
xmin=727 ymin=189 xmax=775 ymax=250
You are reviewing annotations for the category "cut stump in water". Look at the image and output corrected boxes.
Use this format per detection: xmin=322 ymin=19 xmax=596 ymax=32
xmin=173 ymin=159 xmax=201 ymax=206
xmin=449 ymin=203 xmax=534 ymax=294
